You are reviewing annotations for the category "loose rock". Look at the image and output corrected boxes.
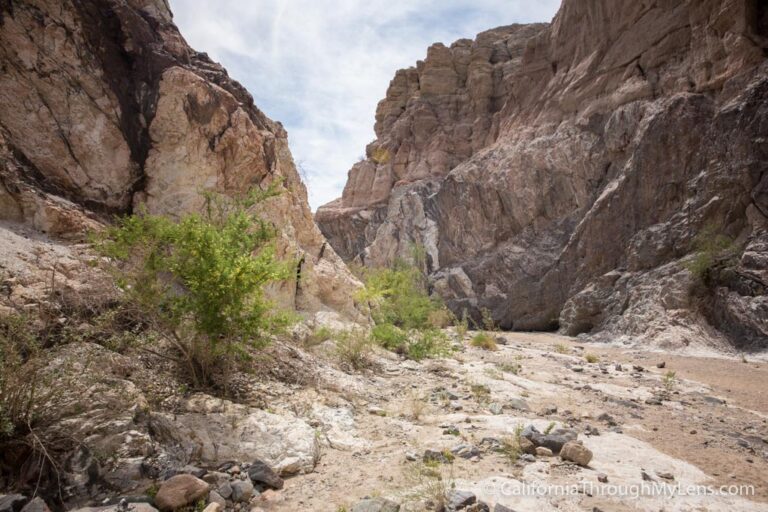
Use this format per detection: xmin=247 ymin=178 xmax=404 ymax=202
xmin=154 ymin=475 xmax=210 ymax=512
xmin=560 ymin=441 xmax=593 ymax=466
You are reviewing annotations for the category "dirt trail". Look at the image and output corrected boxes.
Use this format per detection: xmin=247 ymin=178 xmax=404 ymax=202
xmin=251 ymin=331 xmax=768 ymax=511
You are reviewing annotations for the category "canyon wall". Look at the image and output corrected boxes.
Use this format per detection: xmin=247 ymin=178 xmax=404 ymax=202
xmin=317 ymin=0 xmax=768 ymax=348
xmin=0 ymin=0 xmax=361 ymax=319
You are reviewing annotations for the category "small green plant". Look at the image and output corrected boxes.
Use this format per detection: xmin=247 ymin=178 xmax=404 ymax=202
xmin=470 ymin=383 xmax=491 ymax=404
xmin=544 ymin=421 xmax=556 ymax=435
xmin=498 ymin=362 xmax=521 ymax=375
xmin=470 ymin=332 xmax=498 ymax=351
xmin=480 ymin=308 xmax=497 ymax=331
xmin=584 ymin=353 xmax=599 ymax=364
xmin=305 ymin=325 xmax=334 ymax=347
xmin=370 ymin=323 xmax=408 ymax=352
xmin=484 ymin=367 xmax=504 ymax=380
xmin=335 ymin=329 xmax=374 ymax=370
xmin=455 ymin=309 xmax=469 ymax=338
xmin=500 ymin=424 xmax=524 ymax=463
xmin=662 ymin=371 xmax=677 ymax=393
xmin=554 ymin=343 xmax=569 ymax=354
xmin=405 ymin=329 xmax=453 ymax=361
xmin=402 ymin=461 xmax=454 ymax=511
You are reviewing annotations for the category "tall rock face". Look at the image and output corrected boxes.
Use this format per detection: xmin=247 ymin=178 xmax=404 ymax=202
xmin=0 ymin=0 xmax=361 ymax=318
xmin=317 ymin=0 xmax=768 ymax=348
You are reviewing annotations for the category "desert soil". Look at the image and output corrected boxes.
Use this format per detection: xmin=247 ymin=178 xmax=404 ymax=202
xmin=255 ymin=331 xmax=768 ymax=511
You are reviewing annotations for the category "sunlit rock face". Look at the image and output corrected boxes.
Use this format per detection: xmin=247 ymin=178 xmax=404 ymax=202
xmin=317 ymin=0 xmax=768 ymax=347
xmin=0 ymin=0 xmax=362 ymax=319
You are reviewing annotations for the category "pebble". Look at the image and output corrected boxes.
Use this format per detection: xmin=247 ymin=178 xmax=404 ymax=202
xmin=597 ymin=473 xmax=609 ymax=483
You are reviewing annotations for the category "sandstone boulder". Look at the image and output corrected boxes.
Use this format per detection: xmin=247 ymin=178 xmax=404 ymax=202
xmin=560 ymin=441 xmax=593 ymax=467
xmin=154 ymin=475 xmax=210 ymax=511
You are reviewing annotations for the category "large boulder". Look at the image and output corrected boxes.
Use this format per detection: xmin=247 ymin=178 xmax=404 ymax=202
xmin=154 ymin=475 xmax=210 ymax=511
xmin=151 ymin=394 xmax=319 ymax=475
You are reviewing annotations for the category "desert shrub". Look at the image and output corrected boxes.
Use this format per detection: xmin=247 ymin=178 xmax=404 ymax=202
xmin=480 ymin=307 xmax=497 ymax=331
xmin=584 ymin=353 xmax=599 ymax=364
xmin=370 ymin=323 xmax=408 ymax=351
xmin=470 ymin=332 xmax=497 ymax=351
xmin=355 ymin=260 xmax=447 ymax=331
xmin=0 ymin=315 xmax=50 ymax=439
xmin=370 ymin=146 xmax=391 ymax=164
xmin=500 ymin=424 xmax=524 ymax=463
xmin=96 ymin=187 xmax=292 ymax=388
xmin=335 ymin=329 xmax=374 ymax=370
xmin=305 ymin=325 xmax=334 ymax=348
xmin=685 ymin=225 xmax=736 ymax=279
xmin=406 ymin=329 xmax=453 ymax=361
xmin=554 ymin=343 xmax=569 ymax=354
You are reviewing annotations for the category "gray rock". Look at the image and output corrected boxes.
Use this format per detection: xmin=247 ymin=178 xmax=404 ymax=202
xmin=488 ymin=403 xmax=503 ymax=415
xmin=231 ymin=480 xmax=253 ymax=503
xmin=493 ymin=505 xmax=517 ymax=512
xmin=506 ymin=398 xmax=530 ymax=412
xmin=207 ymin=491 xmax=226 ymax=508
xmin=571 ymin=366 xmax=584 ymax=373
xmin=525 ymin=427 xmax=578 ymax=454
xmin=0 ymin=495 xmax=28 ymax=512
xmin=247 ymin=459 xmax=284 ymax=490
xmin=216 ymin=481 xmax=233 ymax=499
xmin=423 ymin=449 xmax=452 ymax=464
xmin=451 ymin=444 xmax=481 ymax=459
xmin=446 ymin=490 xmax=476 ymax=511
xmin=350 ymin=498 xmax=400 ymax=512
xmin=560 ymin=441 xmax=593 ymax=466
xmin=19 ymin=499 xmax=49 ymax=512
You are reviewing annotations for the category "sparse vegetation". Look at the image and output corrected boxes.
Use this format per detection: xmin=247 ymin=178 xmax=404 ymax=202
xmin=406 ymin=329 xmax=453 ymax=361
xmin=470 ymin=332 xmax=498 ymax=351
xmin=662 ymin=370 xmax=677 ymax=393
xmin=480 ymin=307 xmax=497 ymax=331
xmin=554 ymin=343 xmax=569 ymax=354
xmin=357 ymin=255 xmax=455 ymax=361
xmin=584 ymin=353 xmax=600 ymax=364
xmin=0 ymin=315 xmax=49 ymax=439
xmin=455 ymin=309 xmax=469 ymax=338
xmin=305 ymin=325 xmax=334 ymax=347
xmin=470 ymin=383 xmax=491 ymax=404
xmin=544 ymin=421 xmax=556 ymax=435
xmin=500 ymin=424 xmax=524 ymax=463
xmin=685 ymin=224 xmax=737 ymax=280
xmin=498 ymin=362 xmax=521 ymax=375
xmin=402 ymin=461 xmax=454 ymax=510
xmin=96 ymin=186 xmax=292 ymax=389
xmin=335 ymin=329 xmax=374 ymax=370
xmin=371 ymin=146 xmax=391 ymax=164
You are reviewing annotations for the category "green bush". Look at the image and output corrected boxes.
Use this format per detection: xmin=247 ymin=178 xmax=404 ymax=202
xmin=470 ymin=332 xmax=497 ymax=351
xmin=685 ymin=225 xmax=736 ymax=279
xmin=335 ymin=329 xmax=374 ymax=370
xmin=406 ymin=329 xmax=453 ymax=361
xmin=96 ymin=187 xmax=292 ymax=388
xmin=355 ymin=261 xmax=447 ymax=330
xmin=371 ymin=323 xmax=408 ymax=352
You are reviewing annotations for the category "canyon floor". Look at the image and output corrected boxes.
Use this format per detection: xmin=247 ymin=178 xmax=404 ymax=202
xmin=260 ymin=331 xmax=768 ymax=511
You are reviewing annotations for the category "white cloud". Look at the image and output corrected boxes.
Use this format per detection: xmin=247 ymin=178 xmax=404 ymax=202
xmin=169 ymin=0 xmax=561 ymax=210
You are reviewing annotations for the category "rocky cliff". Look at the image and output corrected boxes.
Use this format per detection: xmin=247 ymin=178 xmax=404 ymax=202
xmin=317 ymin=0 xmax=768 ymax=348
xmin=0 ymin=0 xmax=361 ymax=319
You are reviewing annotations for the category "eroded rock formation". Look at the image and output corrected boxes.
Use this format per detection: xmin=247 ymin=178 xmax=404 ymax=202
xmin=317 ymin=0 xmax=768 ymax=348
xmin=0 ymin=0 xmax=361 ymax=319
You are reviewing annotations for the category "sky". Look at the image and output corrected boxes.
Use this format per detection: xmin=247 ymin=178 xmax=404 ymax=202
xmin=169 ymin=0 xmax=561 ymax=210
